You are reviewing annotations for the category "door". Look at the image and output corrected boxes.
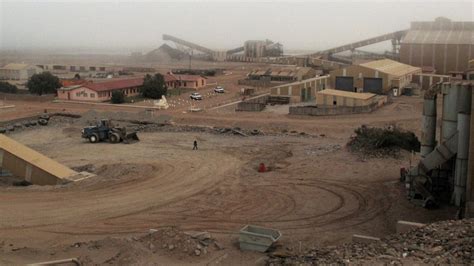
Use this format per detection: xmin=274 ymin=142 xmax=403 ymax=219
xmin=363 ymin=78 xmax=383 ymax=94
xmin=335 ymin=77 xmax=354 ymax=92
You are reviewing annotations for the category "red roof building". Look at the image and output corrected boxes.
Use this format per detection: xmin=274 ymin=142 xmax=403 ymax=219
xmin=57 ymin=73 xmax=206 ymax=102
xmin=57 ymin=78 xmax=143 ymax=102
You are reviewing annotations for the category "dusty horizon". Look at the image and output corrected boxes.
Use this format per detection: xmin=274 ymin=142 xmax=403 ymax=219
xmin=1 ymin=1 xmax=472 ymax=55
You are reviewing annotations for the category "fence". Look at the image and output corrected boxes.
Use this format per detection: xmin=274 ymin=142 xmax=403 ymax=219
xmin=0 ymin=92 xmax=55 ymax=102
xmin=235 ymin=95 xmax=269 ymax=112
xmin=237 ymin=79 xmax=274 ymax=87
xmin=289 ymin=102 xmax=380 ymax=116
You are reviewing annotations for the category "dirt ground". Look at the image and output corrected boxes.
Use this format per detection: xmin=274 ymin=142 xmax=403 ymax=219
xmin=0 ymin=94 xmax=457 ymax=265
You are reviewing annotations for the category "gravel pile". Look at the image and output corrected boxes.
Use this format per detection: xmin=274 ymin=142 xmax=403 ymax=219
xmin=139 ymin=227 xmax=222 ymax=258
xmin=267 ymin=219 xmax=473 ymax=265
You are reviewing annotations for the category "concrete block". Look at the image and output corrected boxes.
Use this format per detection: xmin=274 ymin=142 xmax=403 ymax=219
xmin=352 ymin=234 xmax=381 ymax=244
xmin=396 ymin=221 xmax=425 ymax=234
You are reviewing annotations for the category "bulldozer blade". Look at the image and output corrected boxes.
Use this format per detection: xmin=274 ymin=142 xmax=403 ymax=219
xmin=123 ymin=132 xmax=139 ymax=144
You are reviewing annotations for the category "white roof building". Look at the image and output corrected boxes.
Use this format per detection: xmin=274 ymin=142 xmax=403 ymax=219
xmin=0 ymin=63 xmax=43 ymax=80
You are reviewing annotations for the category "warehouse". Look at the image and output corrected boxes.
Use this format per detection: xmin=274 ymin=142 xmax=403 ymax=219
xmin=315 ymin=89 xmax=378 ymax=107
xmin=270 ymin=75 xmax=329 ymax=103
xmin=329 ymin=59 xmax=421 ymax=94
xmin=400 ymin=17 xmax=474 ymax=74
xmin=0 ymin=63 xmax=42 ymax=80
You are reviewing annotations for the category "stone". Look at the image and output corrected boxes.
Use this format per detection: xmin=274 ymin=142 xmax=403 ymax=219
xmin=214 ymin=241 xmax=224 ymax=250
xmin=168 ymin=244 xmax=175 ymax=251
xmin=396 ymin=221 xmax=425 ymax=234
xmin=195 ymin=249 xmax=201 ymax=256
xmin=352 ymin=234 xmax=381 ymax=244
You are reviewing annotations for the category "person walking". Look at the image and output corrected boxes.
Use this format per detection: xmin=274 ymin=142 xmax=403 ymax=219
xmin=193 ymin=140 xmax=198 ymax=150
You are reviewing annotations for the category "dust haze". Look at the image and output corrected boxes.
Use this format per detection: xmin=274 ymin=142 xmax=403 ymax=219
xmin=1 ymin=1 xmax=472 ymax=54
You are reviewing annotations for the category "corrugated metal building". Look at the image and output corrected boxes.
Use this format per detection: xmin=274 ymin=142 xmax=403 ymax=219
xmin=329 ymin=59 xmax=421 ymax=94
xmin=467 ymin=59 xmax=474 ymax=80
xmin=400 ymin=17 xmax=474 ymax=74
xmin=270 ymin=75 xmax=329 ymax=103
xmin=412 ymin=73 xmax=451 ymax=91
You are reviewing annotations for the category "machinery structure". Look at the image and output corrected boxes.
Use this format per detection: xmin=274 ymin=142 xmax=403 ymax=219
xmin=405 ymin=81 xmax=474 ymax=217
xmin=152 ymin=18 xmax=471 ymax=74
xmin=162 ymin=34 xmax=245 ymax=61
xmin=82 ymin=119 xmax=139 ymax=144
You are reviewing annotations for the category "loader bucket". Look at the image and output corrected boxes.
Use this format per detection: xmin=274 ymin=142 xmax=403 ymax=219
xmin=123 ymin=132 xmax=140 ymax=144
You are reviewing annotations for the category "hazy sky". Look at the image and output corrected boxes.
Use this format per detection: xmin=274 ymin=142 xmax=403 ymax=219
xmin=0 ymin=0 xmax=472 ymax=54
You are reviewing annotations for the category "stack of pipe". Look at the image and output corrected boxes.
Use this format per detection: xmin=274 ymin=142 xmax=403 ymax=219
xmin=452 ymin=82 xmax=472 ymax=206
xmin=420 ymin=94 xmax=437 ymax=158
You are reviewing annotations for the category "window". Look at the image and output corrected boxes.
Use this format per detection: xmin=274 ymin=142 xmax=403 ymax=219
xmin=76 ymin=92 xmax=80 ymax=97
xmin=184 ymin=82 xmax=187 ymax=87
xmin=333 ymin=100 xmax=337 ymax=105
xmin=90 ymin=93 xmax=95 ymax=98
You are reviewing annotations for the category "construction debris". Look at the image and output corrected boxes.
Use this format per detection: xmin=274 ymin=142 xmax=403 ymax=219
xmin=348 ymin=125 xmax=420 ymax=157
xmin=267 ymin=219 xmax=474 ymax=265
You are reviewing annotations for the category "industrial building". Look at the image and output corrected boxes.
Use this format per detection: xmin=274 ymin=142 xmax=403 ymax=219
xmin=466 ymin=59 xmax=474 ymax=80
xmin=329 ymin=59 xmax=421 ymax=94
xmin=173 ymin=74 xmax=207 ymax=89
xmin=400 ymin=17 xmax=474 ymax=74
xmin=243 ymin=40 xmax=283 ymax=58
xmin=0 ymin=63 xmax=43 ymax=80
xmin=411 ymin=73 xmax=451 ymax=91
xmin=37 ymin=64 xmax=120 ymax=74
xmin=247 ymin=67 xmax=317 ymax=82
xmin=315 ymin=89 xmax=378 ymax=107
xmin=406 ymin=81 xmax=474 ymax=218
xmin=270 ymin=75 xmax=329 ymax=103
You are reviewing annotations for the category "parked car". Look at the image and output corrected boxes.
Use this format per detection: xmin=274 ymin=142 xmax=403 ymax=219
xmin=190 ymin=92 xmax=203 ymax=100
xmin=214 ymin=86 xmax=225 ymax=93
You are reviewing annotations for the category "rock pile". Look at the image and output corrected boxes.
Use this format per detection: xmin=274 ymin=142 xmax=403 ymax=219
xmin=139 ymin=227 xmax=221 ymax=258
xmin=267 ymin=219 xmax=473 ymax=265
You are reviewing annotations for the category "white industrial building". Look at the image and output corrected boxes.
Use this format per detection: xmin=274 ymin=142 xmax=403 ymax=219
xmin=0 ymin=63 xmax=43 ymax=80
